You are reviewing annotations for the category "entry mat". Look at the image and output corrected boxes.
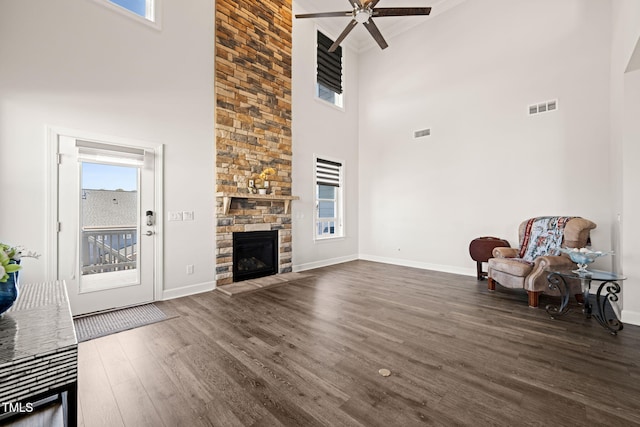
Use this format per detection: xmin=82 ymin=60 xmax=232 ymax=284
xmin=73 ymin=303 xmax=172 ymax=343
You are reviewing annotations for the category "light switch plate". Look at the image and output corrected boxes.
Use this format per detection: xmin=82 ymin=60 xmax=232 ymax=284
xmin=168 ymin=211 xmax=183 ymax=221
xmin=183 ymin=211 xmax=194 ymax=221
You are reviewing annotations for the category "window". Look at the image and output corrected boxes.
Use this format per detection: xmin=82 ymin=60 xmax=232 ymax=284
xmin=95 ymin=0 xmax=159 ymax=27
xmin=315 ymin=157 xmax=344 ymax=239
xmin=317 ymin=31 xmax=344 ymax=108
xmin=109 ymin=0 xmax=149 ymax=18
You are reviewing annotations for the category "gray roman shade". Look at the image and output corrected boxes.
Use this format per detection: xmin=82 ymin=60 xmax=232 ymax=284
xmin=317 ymin=31 xmax=343 ymax=94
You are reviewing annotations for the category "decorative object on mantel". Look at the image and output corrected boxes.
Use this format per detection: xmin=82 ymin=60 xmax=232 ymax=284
xmin=217 ymin=192 xmax=300 ymax=215
xmin=559 ymin=247 xmax=613 ymax=274
xmin=0 ymin=243 xmax=40 ymax=315
xmin=248 ymin=167 xmax=277 ymax=195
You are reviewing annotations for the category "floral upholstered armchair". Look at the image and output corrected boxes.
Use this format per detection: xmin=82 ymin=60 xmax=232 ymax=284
xmin=487 ymin=217 xmax=596 ymax=308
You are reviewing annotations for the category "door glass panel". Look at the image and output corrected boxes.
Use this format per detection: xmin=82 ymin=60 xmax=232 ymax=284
xmin=79 ymin=162 xmax=140 ymax=293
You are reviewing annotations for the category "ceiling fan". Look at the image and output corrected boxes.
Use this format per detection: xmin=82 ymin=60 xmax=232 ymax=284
xmin=295 ymin=0 xmax=432 ymax=52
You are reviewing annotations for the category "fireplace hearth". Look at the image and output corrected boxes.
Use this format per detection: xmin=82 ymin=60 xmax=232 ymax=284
xmin=233 ymin=230 xmax=278 ymax=282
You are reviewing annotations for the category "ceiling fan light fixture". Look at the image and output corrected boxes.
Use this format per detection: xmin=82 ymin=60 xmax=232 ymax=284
xmin=295 ymin=1 xmax=431 ymax=51
xmin=354 ymin=9 xmax=372 ymax=24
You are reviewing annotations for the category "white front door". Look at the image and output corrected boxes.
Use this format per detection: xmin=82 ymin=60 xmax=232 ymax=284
xmin=57 ymin=135 xmax=157 ymax=315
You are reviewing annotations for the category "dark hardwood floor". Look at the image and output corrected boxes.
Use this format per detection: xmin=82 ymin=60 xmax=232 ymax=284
xmin=63 ymin=261 xmax=640 ymax=425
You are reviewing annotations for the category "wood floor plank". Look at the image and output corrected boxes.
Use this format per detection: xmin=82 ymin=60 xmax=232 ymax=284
xmin=126 ymin=350 xmax=214 ymax=427
xmin=110 ymin=377 xmax=164 ymax=427
xmin=74 ymin=260 xmax=640 ymax=426
xmin=77 ymin=342 xmax=125 ymax=427
xmin=93 ymin=334 xmax=139 ymax=387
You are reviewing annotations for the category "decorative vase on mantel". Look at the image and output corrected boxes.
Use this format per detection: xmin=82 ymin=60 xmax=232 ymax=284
xmin=0 ymin=267 xmax=19 ymax=316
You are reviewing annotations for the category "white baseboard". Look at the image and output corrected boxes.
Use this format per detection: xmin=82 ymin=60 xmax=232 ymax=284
xmin=160 ymin=280 xmax=216 ymax=301
xmin=293 ymin=254 xmax=359 ymax=272
xmin=358 ymin=253 xmax=477 ymax=277
xmin=621 ymin=309 xmax=640 ymax=326
xmin=294 ymin=253 xmax=476 ymax=277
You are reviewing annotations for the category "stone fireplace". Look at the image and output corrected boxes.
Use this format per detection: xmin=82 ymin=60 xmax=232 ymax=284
xmin=216 ymin=196 xmax=294 ymax=285
xmin=215 ymin=0 xmax=294 ymax=286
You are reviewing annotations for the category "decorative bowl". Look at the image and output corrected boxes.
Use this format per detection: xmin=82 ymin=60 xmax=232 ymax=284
xmin=559 ymin=247 xmax=612 ymax=274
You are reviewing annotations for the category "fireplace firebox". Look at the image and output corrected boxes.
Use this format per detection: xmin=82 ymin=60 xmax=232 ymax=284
xmin=232 ymin=230 xmax=278 ymax=282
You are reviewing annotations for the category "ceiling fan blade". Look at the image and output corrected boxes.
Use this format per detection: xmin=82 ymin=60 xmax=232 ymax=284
xmin=365 ymin=0 xmax=382 ymax=9
xmin=348 ymin=0 xmax=363 ymax=8
xmin=363 ymin=18 xmax=388 ymax=50
xmin=328 ymin=20 xmax=359 ymax=53
xmin=295 ymin=11 xmax=352 ymax=19
xmin=373 ymin=7 xmax=432 ymax=17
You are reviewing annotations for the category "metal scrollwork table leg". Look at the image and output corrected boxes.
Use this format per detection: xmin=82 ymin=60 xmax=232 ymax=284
xmin=546 ymin=271 xmax=624 ymax=335
xmin=593 ymin=281 xmax=623 ymax=335
xmin=545 ymin=272 xmax=571 ymax=318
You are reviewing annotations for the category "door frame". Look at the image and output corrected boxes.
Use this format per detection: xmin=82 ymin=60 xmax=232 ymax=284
xmin=46 ymin=126 xmax=164 ymax=305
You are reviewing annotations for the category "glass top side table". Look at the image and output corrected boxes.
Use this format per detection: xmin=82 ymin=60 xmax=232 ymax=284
xmin=546 ymin=269 xmax=626 ymax=335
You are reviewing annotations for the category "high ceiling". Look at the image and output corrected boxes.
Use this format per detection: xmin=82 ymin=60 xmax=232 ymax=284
xmin=293 ymin=0 xmax=467 ymax=52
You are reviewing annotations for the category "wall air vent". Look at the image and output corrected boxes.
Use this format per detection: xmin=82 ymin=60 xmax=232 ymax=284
xmin=529 ymin=99 xmax=558 ymax=116
xmin=414 ymin=128 xmax=431 ymax=138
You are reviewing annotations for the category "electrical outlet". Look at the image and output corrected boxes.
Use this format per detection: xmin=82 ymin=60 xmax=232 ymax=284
xmin=186 ymin=264 xmax=194 ymax=275
xmin=183 ymin=211 xmax=194 ymax=221
xmin=168 ymin=211 xmax=183 ymax=221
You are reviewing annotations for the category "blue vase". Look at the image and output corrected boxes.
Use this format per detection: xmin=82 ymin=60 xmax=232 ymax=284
xmin=0 ymin=269 xmax=19 ymax=315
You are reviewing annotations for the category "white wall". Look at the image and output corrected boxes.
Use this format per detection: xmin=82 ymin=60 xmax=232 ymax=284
xmin=357 ymin=0 xmax=613 ymax=276
xmin=291 ymin=6 xmax=360 ymax=271
xmin=621 ymin=70 xmax=640 ymax=324
xmin=611 ymin=0 xmax=640 ymax=324
xmin=0 ymin=0 xmax=215 ymax=298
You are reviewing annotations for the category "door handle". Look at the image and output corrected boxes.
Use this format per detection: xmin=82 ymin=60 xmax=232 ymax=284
xmin=145 ymin=230 xmax=154 ymax=236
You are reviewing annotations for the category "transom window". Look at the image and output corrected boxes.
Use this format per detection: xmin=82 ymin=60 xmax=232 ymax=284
xmin=94 ymin=0 xmax=159 ymax=27
xmin=109 ymin=0 xmax=151 ymax=19
xmin=315 ymin=157 xmax=344 ymax=239
xmin=317 ymin=31 xmax=344 ymax=108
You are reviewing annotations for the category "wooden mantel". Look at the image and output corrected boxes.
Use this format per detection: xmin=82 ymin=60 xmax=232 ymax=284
xmin=216 ymin=192 xmax=300 ymax=215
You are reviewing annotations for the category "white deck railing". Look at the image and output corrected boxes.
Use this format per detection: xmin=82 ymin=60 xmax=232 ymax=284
xmin=81 ymin=226 xmax=137 ymax=274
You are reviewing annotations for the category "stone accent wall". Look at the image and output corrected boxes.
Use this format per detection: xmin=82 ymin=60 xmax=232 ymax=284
xmin=215 ymin=0 xmax=293 ymax=285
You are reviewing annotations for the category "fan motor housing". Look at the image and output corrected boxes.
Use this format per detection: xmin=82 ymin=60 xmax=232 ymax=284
xmin=354 ymin=9 xmax=372 ymax=23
